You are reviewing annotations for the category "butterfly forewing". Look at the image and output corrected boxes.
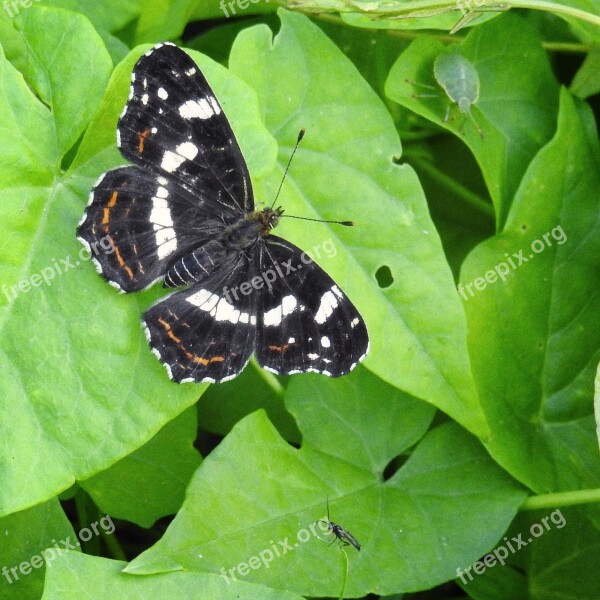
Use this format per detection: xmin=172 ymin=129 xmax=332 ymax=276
xmin=118 ymin=43 xmax=252 ymax=214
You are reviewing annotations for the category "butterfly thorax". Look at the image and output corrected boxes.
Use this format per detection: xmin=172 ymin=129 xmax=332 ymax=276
xmin=217 ymin=206 xmax=283 ymax=249
xmin=248 ymin=206 xmax=283 ymax=236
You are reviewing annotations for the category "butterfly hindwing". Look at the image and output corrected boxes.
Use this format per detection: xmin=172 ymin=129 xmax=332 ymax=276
xmin=118 ymin=42 xmax=252 ymax=214
xmin=77 ymin=165 xmax=233 ymax=292
xmin=143 ymin=254 xmax=257 ymax=383
xmin=255 ymin=236 xmax=369 ymax=377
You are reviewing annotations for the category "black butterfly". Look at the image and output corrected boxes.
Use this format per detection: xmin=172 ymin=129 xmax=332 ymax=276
xmin=77 ymin=43 xmax=369 ymax=383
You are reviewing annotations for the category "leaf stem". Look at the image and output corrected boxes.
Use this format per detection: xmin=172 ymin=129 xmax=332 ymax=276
xmin=408 ymin=154 xmax=494 ymax=219
xmin=338 ymin=547 xmax=349 ymax=600
xmin=521 ymin=489 xmax=600 ymax=510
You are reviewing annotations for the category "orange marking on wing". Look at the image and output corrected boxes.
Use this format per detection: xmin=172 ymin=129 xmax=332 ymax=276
xmin=167 ymin=331 xmax=181 ymax=343
xmin=157 ymin=318 xmax=224 ymax=366
xmin=113 ymin=245 xmax=134 ymax=280
xmin=191 ymin=354 xmax=225 ymax=365
xmin=101 ymin=192 xmax=118 ymax=230
xmin=268 ymin=344 xmax=289 ymax=352
xmin=138 ymin=129 xmax=151 ymax=153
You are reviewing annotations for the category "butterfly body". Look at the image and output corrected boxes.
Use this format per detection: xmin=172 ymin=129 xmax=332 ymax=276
xmin=164 ymin=207 xmax=282 ymax=289
xmin=77 ymin=43 xmax=369 ymax=383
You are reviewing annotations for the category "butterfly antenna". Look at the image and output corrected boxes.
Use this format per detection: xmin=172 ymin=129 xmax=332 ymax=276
xmin=270 ymin=129 xmax=305 ymax=210
xmin=271 ymin=129 xmax=355 ymax=227
xmin=326 ymin=496 xmax=330 ymax=521
xmin=281 ymin=214 xmax=355 ymax=227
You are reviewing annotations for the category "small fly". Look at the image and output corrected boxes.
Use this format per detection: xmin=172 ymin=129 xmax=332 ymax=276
xmin=319 ymin=497 xmax=361 ymax=551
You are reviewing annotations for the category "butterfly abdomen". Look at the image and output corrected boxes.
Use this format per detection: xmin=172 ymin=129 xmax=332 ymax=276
xmin=164 ymin=212 xmax=268 ymax=289
xmin=164 ymin=239 xmax=230 ymax=288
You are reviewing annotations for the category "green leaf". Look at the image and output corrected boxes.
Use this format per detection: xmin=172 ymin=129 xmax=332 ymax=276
xmin=0 ymin=8 xmax=205 ymax=517
xmin=462 ymin=88 xmax=600 ymax=494
xmin=15 ymin=6 xmax=114 ymax=157
xmin=229 ymin=8 xmax=487 ymax=436
xmin=570 ymin=47 xmax=600 ymax=99
xmin=135 ymin=0 xmax=198 ymax=43
xmin=385 ymin=13 xmax=559 ymax=228
xmin=596 ymin=362 xmax=600 ymax=449
xmin=45 ymin=0 xmax=140 ymax=32
xmin=198 ymin=361 xmax=301 ymax=443
xmin=124 ymin=408 xmax=525 ymax=596
xmin=0 ymin=500 xmax=75 ymax=600
xmin=457 ymin=507 xmax=600 ymax=600
xmin=41 ymin=551 xmax=306 ymax=600
xmin=80 ymin=407 xmax=202 ymax=528
xmin=285 ymin=369 xmax=436 ymax=472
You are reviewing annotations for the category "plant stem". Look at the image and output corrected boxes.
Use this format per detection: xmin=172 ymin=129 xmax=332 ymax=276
xmin=408 ymin=155 xmax=494 ymax=219
xmin=521 ymin=489 xmax=600 ymax=510
xmin=338 ymin=547 xmax=349 ymax=600
xmin=289 ymin=0 xmax=600 ymax=33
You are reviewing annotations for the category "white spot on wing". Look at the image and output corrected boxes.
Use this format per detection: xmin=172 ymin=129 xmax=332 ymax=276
xmin=176 ymin=142 xmax=198 ymax=160
xmin=321 ymin=336 xmax=331 ymax=348
xmin=178 ymin=98 xmax=221 ymax=120
xmin=141 ymin=93 xmax=149 ymax=105
xmin=315 ymin=288 xmax=340 ymax=325
xmin=263 ymin=295 xmax=298 ymax=327
xmin=186 ymin=288 xmax=218 ymax=311
xmin=161 ymin=150 xmax=185 ymax=173
xmin=157 ymin=87 xmax=168 ymax=100
xmin=186 ymin=289 xmax=255 ymax=325
xmin=150 ymin=195 xmax=177 ymax=260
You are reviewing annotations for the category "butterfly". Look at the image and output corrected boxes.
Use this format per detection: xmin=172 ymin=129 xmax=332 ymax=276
xmin=77 ymin=43 xmax=369 ymax=383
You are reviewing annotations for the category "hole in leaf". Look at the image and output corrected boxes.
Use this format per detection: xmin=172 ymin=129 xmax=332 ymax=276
xmin=382 ymin=455 xmax=409 ymax=481
xmin=375 ymin=265 xmax=394 ymax=288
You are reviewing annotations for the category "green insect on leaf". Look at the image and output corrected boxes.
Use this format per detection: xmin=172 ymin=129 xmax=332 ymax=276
xmin=433 ymin=52 xmax=483 ymax=137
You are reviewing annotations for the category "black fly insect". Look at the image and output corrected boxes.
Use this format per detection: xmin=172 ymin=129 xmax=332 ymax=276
xmin=319 ymin=497 xmax=361 ymax=551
